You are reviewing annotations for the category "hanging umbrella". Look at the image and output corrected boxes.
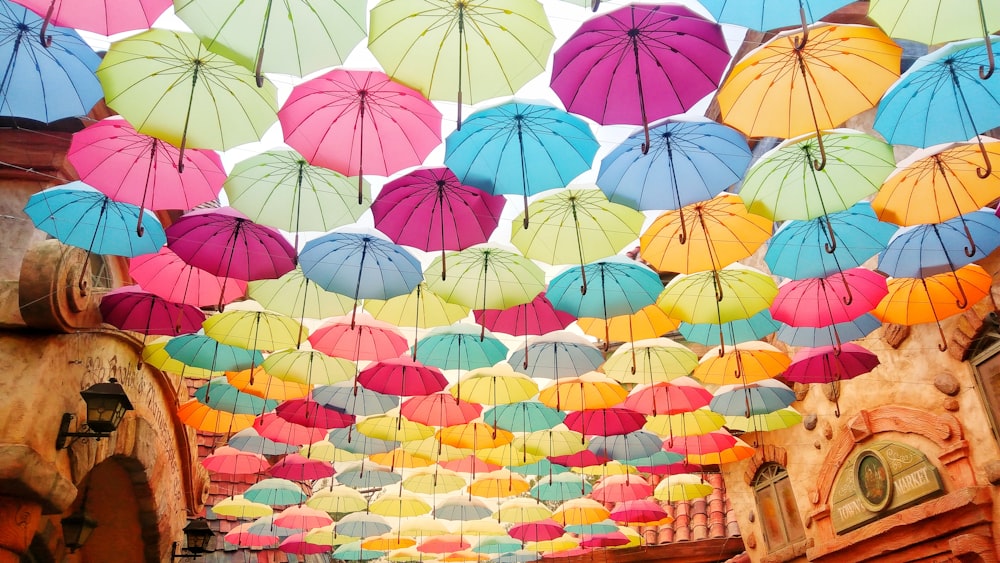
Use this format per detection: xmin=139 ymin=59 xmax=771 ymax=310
xmin=718 ymin=24 xmax=900 ymax=170
xmin=402 ymin=467 xmax=468 ymax=495
xmin=228 ymin=428 xmax=297 ymax=456
xmin=314 ymin=383 xmax=398 ymax=416
xmin=608 ymin=500 xmax=670 ymax=525
xmin=622 ymin=377 xmax=713 ymax=417
xmin=68 ymin=117 xmax=225 ymax=235
xmin=601 ymin=338 xmax=698 ymax=386
xmin=765 ymin=202 xmax=898 ymax=280
xmin=401 ymin=393 xmax=482 ymax=428
xmin=304 ymin=525 xmax=358 ymax=548
xmin=368 ymin=283 xmax=470 ymax=333
xmin=434 ymin=497 xmax=493 ymax=522
xmin=224 ymin=523 xmax=278 ymax=549
xmin=269 ymin=454 xmax=336 ymax=480
xmin=783 ymin=342 xmax=879 ymax=415
xmin=475 ymin=291 xmax=575 ymax=339
xmin=495 ymin=497 xmax=552 ymax=524
xmin=652 ymin=473 xmax=713 ymax=502
xmin=692 ymin=342 xmax=792 ymax=386
xmin=300 ymin=229 xmax=423 ymax=325
xmin=358 ymin=357 xmax=449 ymax=397
xmin=281 ymin=532 xmax=335 ymax=556
xmin=177 ymin=399 xmax=255 ymax=433
xmin=131 ymin=247 xmax=247 ymax=308
xmin=333 ymin=466 xmax=402 ymax=494
xmin=530 ymin=473 xmax=591 ymax=501
xmin=552 ymin=499 xmax=610 ymax=528
xmin=361 ymin=534 xmax=417 ymax=552
xmin=451 ymin=364 xmax=539 ymax=407
xmin=440 ymin=422 xmax=515 ymax=451
xmin=368 ymin=0 xmax=554 ymax=127
xmin=551 ymin=4 xmax=729 ymax=152
xmin=663 ymin=431 xmax=755 ymax=465
xmin=775 ymin=312 xmax=882 ymax=348
xmin=274 ymin=398 xmax=355 ymax=429
xmin=357 ymin=413 xmax=435 ymax=442
xmin=474 ymin=537 xmax=524 ymax=555
xmin=873 ymin=263 xmax=993 ymax=351
xmin=279 ymin=69 xmax=442 ymax=203
xmin=335 ymin=512 xmax=393 ymax=538
xmin=299 ymin=441 xmax=362 ymax=464
xmin=328 ymin=428 xmax=399 ymax=455
xmin=17 ymin=0 xmax=168 ymax=41
xmin=511 ymin=187 xmax=644 ymax=294
xmin=334 ymin=541 xmax=386 ymax=562
xmin=879 ymin=210 xmax=1000 ymax=279
xmin=415 ymin=324 xmax=508 ymax=372
xmin=678 ymin=309 xmax=781 ymax=347
xmin=700 ymin=0 xmax=854 ymax=31
xmin=244 ymin=478 xmax=308 ymax=506
xmin=546 ymin=258 xmax=664 ymax=323
xmin=308 ymin=313 xmax=409 ymax=361
xmin=485 ymin=402 xmax=566 ymax=434
xmin=644 ymin=408 xmax=726 ymax=439
xmin=225 ymin=150 xmax=371 ymax=253
xmin=212 ymin=495 xmax=273 ymax=519
xmin=253 ymin=413 xmax=328 ymax=445
xmin=261 ymin=349 xmax=355 ymax=387
xmin=709 ymin=380 xmax=797 ymax=418
xmin=516 ymin=428 xmax=587 ymax=458
xmin=538 ymin=372 xmax=627 ymax=412
xmin=508 ymin=332 xmax=604 ymax=379
xmin=577 ymin=305 xmax=679 ymax=345
xmin=174 ymin=0 xmax=365 ymax=84
xmin=203 ymin=309 xmax=304 ymax=353
xmin=509 ymin=520 xmax=565 ymax=543
xmin=97 ymin=28 xmax=278 ymax=167
xmin=723 ymin=408 xmax=803 ymax=433
xmin=373 ymin=167 xmax=507 ymax=279
xmin=469 ymin=470 xmax=532 ymax=499
xmin=419 ymin=535 xmax=472 ymax=555
xmin=227 ymin=367 xmax=310 ymax=401
xmin=564 ymin=408 xmax=646 ymax=438
xmin=445 ymin=102 xmax=598 ymax=225
xmin=369 ymin=493 xmax=433 ymax=518
xmin=202 ymin=446 xmax=269 ymax=474
xmin=596 ymin=118 xmax=751 ymax=212
xmin=100 ymin=285 xmax=204 ymax=337
xmin=164 ymin=333 xmax=263 ymax=373
xmin=0 ymin=2 xmax=103 ymax=122
xmin=591 ymin=474 xmax=652 ymax=503
xmin=306 ymin=486 xmax=369 ymax=515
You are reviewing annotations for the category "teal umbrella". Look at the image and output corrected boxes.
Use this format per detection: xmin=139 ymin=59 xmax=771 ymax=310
xmin=474 ymin=537 xmax=524 ymax=555
xmin=546 ymin=258 xmax=664 ymax=319
xmin=484 ymin=401 xmax=565 ymax=433
xmin=194 ymin=377 xmax=277 ymax=414
xmin=244 ymin=478 xmax=307 ymax=506
xmin=334 ymin=540 xmax=386 ymax=561
xmin=509 ymin=459 xmax=570 ymax=477
xmin=531 ymin=472 xmax=591 ymax=501
xmin=414 ymin=323 xmax=508 ymax=369
xmin=164 ymin=334 xmax=263 ymax=372
xmin=678 ymin=309 xmax=782 ymax=347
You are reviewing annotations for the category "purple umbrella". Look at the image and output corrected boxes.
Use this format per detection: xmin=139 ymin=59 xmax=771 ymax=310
xmin=99 ymin=285 xmax=205 ymax=337
xmin=165 ymin=207 xmax=296 ymax=306
xmin=371 ymin=167 xmax=507 ymax=279
xmin=550 ymin=4 xmax=729 ymax=153
xmin=783 ymin=342 xmax=879 ymax=416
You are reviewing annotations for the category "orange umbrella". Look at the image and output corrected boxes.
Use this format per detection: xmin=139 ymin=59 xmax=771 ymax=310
xmin=692 ymin=341 xmax=791 ymax=386
xmin=438 ymin=422 xmax=514 ymax=450
xmin=468 ymin=470 xmax=531 ymax=499
xmin=369 ymin=449 xmax=435 ymax=469
xmin=538 ymin=372 xmax=627 ymax=411
xmin=226 ymin=368 xmax=310 ymax=401
xmin=576 ymin=305 xmax=680 ymax=344
xmin=177 ymin=399 xmax=255 ymax=433
xmin=873 ymin=263 xmax=993 ymax=351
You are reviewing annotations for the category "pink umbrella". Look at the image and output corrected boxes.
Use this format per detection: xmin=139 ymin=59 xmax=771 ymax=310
xmin=17 ymin=0 xmax=169 ymax=45
xmin=99 ymin=285 xmax=204 ymax=337
xmin=401 ymin=393 xmax=482 ymax=427
xmin=590 ymin=474 xmax=652 ymax=503
xmin=67 ymin=117 xmax=224 ymax=235
xmin=372 ymin=167 xmax=507 ymax=278
xmin=279 ymin=69 xmax=443 ymax=202
xmin=308 ymin=313 xmax=409 ymax=361
xmin=550 ymin=3 xmax=729 ymax=152
xmin=224 ymin=523 xmax=278 ymax=549
xmin=269 ymin=453 xmax=336 ymax=481
xmin=580 ymin=532 xmax=630 ymax=548
xmin=473 ymin=292 xmax=577 ymax=356
xmin=440 ymin=455 xmax=501 ymax=475
xmin=609 ymin=499 xmax=670 ymax=525
xmin=564 ymin=408 xmax=646 ymax=438
xmin=201 ymin=445 xmax=269 ymax=474
xmin=784 ymin=342 xmax=880 ymax=416
xmin=622 ymin=377 xmax=713 ymax=416
xmin=275 ymin=397 xmax=356 ymax=429
xmin=253 ymin=413 xmax=328 ymax=446
xmin=279 ymin=532 xmax=331 ymax=555
xmin=165 ymin=207 xmax=296 ymax=304
xmin=418 ymin=535 xmax=471 ymax=554
xmin=358 ymin=357 xmax=448 ymax=397
xmin=274 ymin=505 xmax=334 ymax=531
xmin=509 ymin=519 xmax=565 ymax=543
xmin=548 ymin=450 xmax=609 ymax=469
xmin=130 ymin=247 xmax=247 ymax=308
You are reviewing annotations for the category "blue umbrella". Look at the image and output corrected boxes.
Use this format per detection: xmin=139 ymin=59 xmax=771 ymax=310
xmin=194 ymin=377 xmax=277 ymax=415
xmin=679 ymin=309 xmax=781 ymax=346
xmin=474 ymin=537 xmax=524 ymax=555
xmin=698 ymin=0 xmax=854 ymax=32
xmin=333 ymin=540 xmax=386 ymax=561
xmin=0 ymin=1 xmax=103 ymax=123
xmin=508 ymin=332 xmax=604 ymax=379
xmin=299 ymin=228 xmax=423 ymax=326
xmin=765 ymin=202 xmax=898 ymax=279
xmin=587 ymin=430 xmax=663 ymax=461
xmin=879 ymin=210 xmax=1000 ymax=278
xmin=415 ymin=323 xmax=509 ymax=371
xmin=445 ymin=101 xmax=599 ymax=227
xmin=565 ymin=520 xmax=619 ymax=536
xmin=335 ymin=463 xmax=402 ymax=488
xmin=596 ymin=118 xmax=751 ymax=211
xmin=485 ymin=401 xmax=566 ymax=433
xmin=228 ymin=428 xmax=298 ymax=455
xmin=434 ymin=497 xmax=493 ymax=521
xmin=494 ymin=551 xmax=538 ymax=563
xmin=327 ymin=426 xmax=399 ymax=455
xmin=775 ymin=313 xmax=881 ymax=348
xmin=875 ymin=38 xmax=1000 ymax=176
xmin=164 ymin=334 xmax=263 ymax=372
xmin=710 ymin=380 xmax=796 ymax=417
xmin=24 ymin=182 xmax=165 ymax=288
xmin=530 ymin=472 xmax=591 ymax=501
xmin=546 ymin=258 xmax=664 ymax=320
xmin=334 ymin=512 xmax=392 ymax=537
xmin=244 ymin=478 xmax=307 ymax=506
xmin=246 ymin=515 xmax=298 ymax=538
xmin=313 ymin=384 xmax=398 ymax=417
xmin=509 ymin=459 xmax=570 ymax=477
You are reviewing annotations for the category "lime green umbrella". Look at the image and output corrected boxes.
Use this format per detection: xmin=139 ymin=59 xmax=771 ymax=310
xmin=203 ymin=309 xmax=306 ymax=352
xmin=367 ymin=283 xmax=470 ymax=329
xmin=368 ymin=0 xmax=554 ymax=127
xmin=174 ymin=0 xmax=367 ymax=85
xmin=425 ymin=246 xmax=546 ymax=319
xmin=261 ymin=349 xmax=356 ymax=386
xmin=248 ymin=267 xmax=355 ymax=320
xmin=97 ymin=29 xmax=278 ymax=169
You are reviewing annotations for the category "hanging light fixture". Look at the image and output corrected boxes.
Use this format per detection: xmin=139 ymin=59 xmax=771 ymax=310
xmin=170 ymin=518 xmax=216 ymax=559
xmin=56 ymin=378 xmax=134 ymax=449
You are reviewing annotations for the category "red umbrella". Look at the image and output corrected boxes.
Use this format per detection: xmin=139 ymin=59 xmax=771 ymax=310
xmin=784 ymin=342 xmax=879 ymax=416
xmin=609 ymin=499 xmax=670 ymax=525
xmin=308 ymin=313 xmax=409 ymax=361
xmin=622 ymin=377 xmax=713 ymax=416
xmin=99 ymin=285 xmax=204 ymax=337
xmin=358 ymin=357 xmax=449 ymax=397
xmin=440 ymin=455 xmax=501 ymax=475
xmin=269 ymin=453 xmax=335 ymax=481
xmin=590 ymin=474 xmax=652 ymax=503
xmin=563 ymin=408 xmax=646 ymax=437
xmin=548 ymin=450 xmax=609 ymax=469
xmin=274 ymin=397 xmax=356 ymax=429
xmin=474 ymin=291 xmax=576 ymax=337
xmin=274 ymin=505 xmax=334 ymax=531
xmin=418 ymin=535 xmax=471 ymax=554
xmin=372 ymin=167 xmax=507 ymax=278
xmin=402 ymin=393 xmax=482 ymax=427
xmin=201 ymin=446 xmax=269 ymax=474
xmin=279 ymin=532 xmax=331 ymax=555
xmin=509 ymin=519 xmax=565 ymax=543
xmin=580 ymin=532 xmax=630 ymax=548
xmin=225 ymin=524 xmax=278 ymax=549
xmin=252 ymin=413 xmax=328 ymax=446
xmin=663 ymin=430 xmax=755 ymax=465
xmin=130 ymin=247 xmax=247 ymax=308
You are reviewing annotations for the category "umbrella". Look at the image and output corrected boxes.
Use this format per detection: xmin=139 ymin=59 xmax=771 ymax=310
xmin=591 ymin=474 xmax=652 ymax=503
xmin=177 ymin=399 xmax=255 ymax=433
xmin=334 ymin=541 xmax=386 ymax=561
xmin=336 ymin=512 xmax=393 ymax=538
xmin=516 ymin=428 xmax=586 ymax=458
xmin=253 ymin=413 xmax=328 ymax=445
xmin=24 ymin=182 xmax=165 ymax=288
xmin=577 ymin=305 xmax=679 ymax=345
xmin=262 ymin=349 xmax=355 ymax=387
xmin=509 ymin=520 xmax=565 ymax=543
xmin=224 ymin=150 xmax=371 ymax=253
xmin=358 ymin=357 xmax=449 ymax=397
xmin=228 ymin=428 xmax=297 ymax=456
xmin=644 ymin=408 xmax=725 ymax=438
xmin=314 ymin=383 xmax=399 ymax=416
xmin=640 ymin=193 xmax=772 ymax=274
xmin=475 ymin=292 xmax=575 ymax=338
xmin=425 ymin=246 xmax=546 ymax=321
xmin=723 ymin=408 xmax=803 ymax=433
xmin=306 ymin=486 xmax=368 ymax=515
xmin=601 ymin=338 xmax=698 ymax=386
xmin=440 ymin=422 xmax=515 ymax=451
xmin=68 ymin=117 xmax=225 ymax=235
xmin=622 ymin=377 xmax=713 ymax=417
xmin=0 ymin=2 xmax=103 ymax=123
xmin=130 ymin=247 xmax=246 ymax=309
xmin=164 ymin=334 xmax=262 ymax=373
xmin=445 ymin=102 xmax=598 ymax=224
xmin=402 ymin=467 xmax=468 ymax=495
xmin=227 ymin=367 xmax=310 ymax=401
xmin=202 ymin=446 xmax=269 ymax=474
xmin=783 ymin=342 xmax=879 ymax=415
xmin=530 ymin=473 xmax=591 ymax=501
xmin=451 ymin=364 xmax=539 ymax=407
xmin=434 ymin=497 xmax=494 ymax=522
xmin=372 ymin=167 xmax=507 ymax=278
xmin=299 ymin=441 xmax=363 ymax=463
xmin=308 ymin=313 xmax=409 ymax=361
xmin=609 ymin=500 xmax=670 ymax=525
xmin=370 ymin=493 xmax=433 ymax=518
xmin=511 ymin=187 xmax=644 ymax=293
xmin=419 ymin=535 xmax=471 ymax=554
xmin=474 ymin=537 xmax=524 ymax=555
xmin=678 ymin=309 xmax=781 ymax=347
xmin=368 ymin=283 xmax=470 ymax=331
xmin=401 ymin=393 xmax=482 ymax=428
xmin=281 ymin=532 xmax=333 ymax=556
xmin=495 ymin=498 xmax=553 ymax=523
xmin=100 ymin=286 xmax=204 ymax=338
xmin=508 ymin=331 xmax=604 ymax=379
xmin=174 ymin=0 xmax=365 ymax=84
xmin=879 ymin=210 xmax=1000 ymax=279
xmin=328 ymin=428 xmax=398 ymax=455
xmin=415 ymin=324 xmax=508 ymax=372
xmin=279 ymin=69 xmax=442 ymax=202
xmin=165 ymin=207 xmax=296 ymax=295
xmin=564 ymin=409 xmax=646 ymax=438
xmin=700 ymin=0 xmax=854 ymax=31
xmin=538 ymin=372 xmax=627 ymax=412
xmin=663 ymin=431 xmax=755 ymax=465
xmin=203 ymin=309 xmax=304 ymax=353
xmin=485 ymin=402 xmax=566 ymax=434
xmin=212 ymin=495 xmax=273 ymax=519
xmin=874 ymin=263 xmax=993 ymax=351
xmin=357 ymin=413 xmax=435 ymax=442
xmin=546 ymin=258 xmax=664 ymax=323
xmin=692 ymin=342 xmax=792 ymax=386
xmin=777 ymin=313 xmax=882 ymax=349
xmin=362 ymin=534 xmax=417 ymax=552
xmin=97 ymin=28 xmax=278 ymax=167
xmin=552 ymin=499 xmax=610 ymax=527
xmin=17 ymin=0 xmax=168 ymax=40
xmin=710 ymin=380 xmax=797 ymax=418
xmin=299 ymin=229 xmax=423 ymax=325
xmin=275 ymin=398 xmax=355 ymax=429
xmin=739 ymin=130 xmax=896 ymax=251
xmin=596 ymin=118 xmax=751 ymax=212
xmin=764 ymin=202 xmax=898 ymax=280
xmin=244 ymin=478 xmax=308 ymax=507
xmin=652 ymin=473 xmax=713 ymax=502
xmin=368 ymin=0 xmax=554 ymax=126
xmin=550 ymin=4 xmax=729 ymax=152
xmin=469 ymin=470 xmax=532 ymax=499
xmin=269 ymin=454 xmax=336 ymax=481
xmin=224 ymin=523 xmax=278 ymax=549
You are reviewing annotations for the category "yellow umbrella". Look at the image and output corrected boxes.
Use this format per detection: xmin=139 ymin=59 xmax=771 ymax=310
xmin=402 ymin=467 xmax=468 ymax=495
xmin=401 ymin=437 xmax=474 ymax=463
xmin=177 ymin=399 xmax=255 ymax=433
xmin=399 ymin=517 xmax=451 ymax=538
xmin=306 ymin=486 xmax=368 ymax=514
xmin=644 ymin=408 xmax=726 ymax=438
xmin=438 ymin=422 xmax=514 ymax=450
xmin=369 ymin=493 xmax=433 ymax=518
xmin=692 ymin=341 xmax=791 ymax=386
xmin=299 ymin=441 xmax=364 ymax=463
xmin=442 ymin=551 xmax=490 ymax=563
xmin=357 ymin=414 xmax=436 ymax=442
xmin=457 ymin=519 xmax=507 ymax=537
xmin=653 ymin=473 xmax=714 ymax=502
xmin=367 ymin=282 xmax=470 ymax=328
xmin=304 ymin=525 xmax=358 ymax=547
xmin=451 ymin=363 xmax=539 ymax=406
xmin=515 ymin=428 xmax=587 ymax=457
xmin=469 ymin=470 xmax=531 ymax=499
xmin=247 ymin=267 xmax=355 ymax=319
xmin=495 ymin=498 xmax=553 ymax=524
xmin=552 ymin=498 xmax=609 ymax=527
xmin=612 ymin=526 xmax=643 ymax=549
xmin=390 ymin=547 xmax=440 ymax=562
xmin=226 ymin=367 xmax=310 ymax=401
xmin=538 ymin=371 xmax=627 ymax=411
xmin=601 ymin=338 xmax=698 ymax=385
xmin=475 ymin=443 xmax=544 ymax=468
xmin=577 ymin=304 xmax=680 ymax=344
xmin=261 ymin=349 xmax=356 ymax=386
xmin=571 ymin=460 xmax=637 ymax=477
xmin=724 ymin=407 xmax=803 ymax=433
xmin=370 ymin=448 xmax=436 ymax=469
xmin=203 ymin=308 xmax=306 ymax=351
xmin=362 ymin=533 xmax=417 ymax=551
xmin=524 ymin=535 xmax=579 ymax=554
xmin=212 ymin=495 xmax=273 ymax=519
xmin=142 ymin=337 xmax=218 ymax=379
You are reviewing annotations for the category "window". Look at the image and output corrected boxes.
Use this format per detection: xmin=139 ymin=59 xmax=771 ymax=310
xmin=969 ymin=316 xmax=1000 ymax=445
xmin=753 ymin=463 xmax=806 ymax=552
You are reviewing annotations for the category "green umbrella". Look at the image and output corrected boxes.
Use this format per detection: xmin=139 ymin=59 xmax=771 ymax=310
xmin=174 ymin=0 xmax=367 ymax=85
xmin=425 ymin=246 xmax=546 ymax=315
xmin=97 ymin=28 xmax=278 ymax=169
xmin=247 ymin=267 xmax=355 ymax=320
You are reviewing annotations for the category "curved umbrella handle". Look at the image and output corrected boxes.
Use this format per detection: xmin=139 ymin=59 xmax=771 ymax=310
xmin=823 ymin=214 xmax=837 ymax=254
xmin=641 ymin=124 xmax=651 ymax=155
xmin=591 ymin=0 xmax=600 ymax=11
xmin=963 ymin=220 xmax=978 ymax=257
xmin=255 ymin=46 xmax=266 ymax=88
xmin=976 ymin=134 xmax=993 ymax=179
xmin=812 ymin=129 xmax=827 ymax=171
xmin=792 ymin=6 xmax=810 ymax=51
xmin=981 ymin=34 xmax=996 ymax=80
xmin=39 ymin=0 xmax=55 ymax=47
xmin=838 ymin=269 xmax=853 ymax=306
xmin=936 ymin=319 xmax=949 ymax=352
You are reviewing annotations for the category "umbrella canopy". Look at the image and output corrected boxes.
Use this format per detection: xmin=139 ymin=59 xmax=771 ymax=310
xmin=622 ymin=377 xmax=713 ymax=416
xmin=509 ymin=520 xmax=565 ymax=543
xmin=369 ymin=493 xmax=433 ymax=518
xmin=724 ymin=408 xmax=804 ymax=433
xmin=644 ymin=408 xmax=726 ymax=439
xmin=308 ymin=313 xmax=409 ymax=361
xmin=652 ymin=473 xmax=714 ymax=502
xmin=368 ymin=283 xmax=471 ymax=330
xmin=710 ymin=380 xmax=797 ymax=417
xmin=314 ymin=383 xmax=399 ymax=416
xmin=17 ymin=0 xmax=169 ymax=37
xmin=609 ymin=499 xmax=670 ymax=525
xmin=868 ymin=0 xmax=1000 ymax=49
xmin=358 ymin=357 xmax=449 ymax=397
xmin=475 ymin=292 xmax=575 ymax=338
xmin=164 ymin=333 xmax=262 ymax=373
xmin=274 ymin=398 xmax=355 ymax=429
xmin=130 ymin=247 xmax=246 ymax=308
xmin=663 ymin=431 xmax=755 ymax=465
xmin=485 ymin=402 xmax=566 ymax=434
xmin=879 ymin=210 xmax=1000 ymax=278
xmin=401 ymin=393 xmax=482 ymax=428
xmin=577 ymin=305 xmax=679 ymax=345
xmin=261 ymin=349 xmax=355 ymax=386
xmin=415 ymin=324 xmax=508 ymax=371
xmin=336 ymin=513 xmax=393 ymax=539
xmin=213 ymin=495 xmax=273 ymax=519
xmin=269 ymin=454 xmax=336 ymax=480
xmin=434 ymin=496 xmax=494 ymax=522
xmin=550 ymin=4 xmax=729 ymax=150
xmin=678 ymin=309 xmax=781 ymax=347
xmin=770 ymin=268 xmax=889 ymax=331
xmin=538 ymin=372 xmax=627 ymax=411
xmin=99 ymin=286 xmax=204 ymax=337
xmin=530 ymin=473 xmax=591 ymax=501
xmin=784 ymin=343 xmax=879 ymax=385
xmin=357 ymin=413 xmax=435 ymax=442
xmin=775 ymin=312 xmax=881 ymax=348
xmin=692 ymin=342 xmax=792 ymax=386
xmin=401 ymin=467 xmax=468 ymax=495
xmin=564 ymin=408 xmax=646 ymax=438
xmin=601 ymin=338 xmax=698 ymax=386
xmin=244 ymin=478 xmax=307 ymax=506
xmin=202 ymin=446 xmax=269 ymax=474
xmin=227 ymin=367 xmax=310 ymax=401
xmin=228 ymin=428 xmax=297 ymax=456
xmin=552 ymin=499 xmax=610 ymax=527
xmin=203 ymin=309 xmax=305 ymax=352
xmin=546 ymin=258 xmax=664 ymax=319
xmin=425 ymin=246 xmax=546 ymax=313
xmin=451 ymin=364 xmax=539 ymax=406
xmin=591 ymin=474 xmax=652 ymax=503
xmin=508 ymin=331 xmax=604 ymax=379
xmin=700 ymin=0 xmax=854 ymax=31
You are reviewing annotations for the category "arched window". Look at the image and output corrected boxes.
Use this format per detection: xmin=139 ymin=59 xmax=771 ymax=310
xmin=753 ymin=463 xmax=806 ymax=552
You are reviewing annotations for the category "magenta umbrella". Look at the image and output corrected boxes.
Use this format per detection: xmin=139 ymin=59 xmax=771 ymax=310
xmin=275 ymin=506 xmax=334 ymax=532
xmin=474 ymin=292 xmax=576 ymax=354
xmin=16 ymin=0 xmax=169 ymax=45
xmin=269 ymin=454 xmax=336 ymax=481
xmin=130 ymin=247 xmax=246 ymax=308
xmin=784 ymin=342 xmax=880 ymax=416
xmin=371 ymin=167 xmax=506 ymax=279
xmin=609 ymin=499 xmax=668 ymax=525
xmin=225 ymin=524 xmax=278 ymax=549
xmin=201 ymin=445 xmax=269 ymax=474
xmin=274 ymin=397 xmax=356 ymax=430
xmin=253 ymin=413 xmax=328 ymax=446
xmin=279 ymin=532 xmax=332 ymax=556
xmin=99 ymin=285 xmax=204 ymax=338
xmin=165 ymin=207 xmax=296 ymax=306
xmin=67 ymin=117 xmax=225 ymax=236
xmin=563 ymin=408 xmax=646 ymax=438
xmin=509 ymin=519 xmax=565 ymax=542
xmin=358 ymin=357 xmax=449 ymax=397
xmin=550 ymin=3 xmax=729 ymax=153
xmin=279 ymin=69 xmax=443 ymax=202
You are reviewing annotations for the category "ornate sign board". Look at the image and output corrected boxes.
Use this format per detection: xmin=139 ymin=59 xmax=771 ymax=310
xmin=831 ymin=441 xmax=944 ymax=534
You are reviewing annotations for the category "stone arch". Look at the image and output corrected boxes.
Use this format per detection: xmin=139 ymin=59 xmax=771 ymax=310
xmin=742 ymin=444 xmax=790 ymax=486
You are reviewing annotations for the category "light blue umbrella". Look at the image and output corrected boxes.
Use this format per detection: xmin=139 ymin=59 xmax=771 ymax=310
xmin=765 ymin=202 xmax=898 ymax=279
xmin=445 ymin=101 xmax=599 ymax=226
xmin=299 ymin=228 xmax=423 ymax=325
xmin=246 ymin=515 xmax=298 ymax=538
xmin=0 ymin=1 xmax=103 ymax=123
xmin=530 ymin=472 xmax=591 ymax=501
xmin=414 ymin=323 xmax=508 ymax=371
xmin=244 ymin=478 xmax=307 ymax=506
xmin=194 ymin=377 xmax=277 ymax=415
xmin=228 ymin=428 xmax=298 ymax=455
xmin=565 ymin=520 xmax=619 ymax=536
xmin=879 ymin=210 xmax=1000 ymax=278
xmin=509 ymin=459 xmax=570 ymax=477
xmin=587 ymin=430 xmax=663 ymax=461
xmin=164 ymin=334 xmax=263 ymax=372
xmin=508 ymin=332 xmax=604 ymax=379
xmin=775 ymin=313 xmax=881 ymax=348
xmin=333 ymin=540 xmax=386 ymax=561
xmin=494 ymin=551 xmax=538 ymax=563
xmin=546 ymin=258 xmax=664 ymax=319
xmin=434 ymin=497 xmax=493 ymax=521
xmin=474 ymin=537 xmax=524 ymax=555
xmin=698 ymin=0 xmax=854 ymax=31
xmin=484 ymin=401 xmax=566 ymax=433
xmin=335 ymin=463 xmax=402 ymax=488
xmin=679 ymin=309 xmax=782 ymax=347
xmin=622 ymin=450 xmax=685 ymax=469
xmin=327 ymin=426 xmax=399 ymax=455
xmin=875 ymin=38 xmax=1000 ymax=151
xmin=313 ymin=384 xmax=398 ymax=417
xmin=710 ymin=380 xmax=796 ymax=417
xmin=596 ymin=118 xmax=751 ymax=211
xmin=335 ymin=513 xmax=392 ymax=538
